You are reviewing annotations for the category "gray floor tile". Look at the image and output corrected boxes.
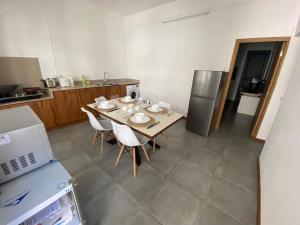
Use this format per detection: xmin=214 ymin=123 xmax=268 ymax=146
xmin=130 ymin=209 xmax=163 ymax=225
xmin=170 ymin=160 xmax=214 ymax=199
xmin=84 ymin=141 xmax=118 ymax=163
xmin=97 ymin=148 xmax=132 ymax=179
xmin=149 ymin=148 xmax=183 ymax=175
xmin=195 ymin=137 xmax=226 ymax=157
xmin=60 ymin=151 xmax=92 ymax=176
xmin=222 ymin=144 xmax=257 ymax=167
xmin=207 ymin=178 xmax=256 ymax=225
xmin=74 ymin=165 xmax=113 ymax=205
xmin=216 ymin=157 xmax=257 ymax=192
xmin=147 ymin=180 xmax=203 ymax=225
xmin=186 ymin=148 xmax=220 ymax=173
xmin=197 ymin=204 xmax=242 ymax=225
xmin=116 ymin=164 xmax=164 ymax=205
xmin=164 ymin=138 xmax=195 ymax=158
xmin=83 ymin=183 xmax=140 ymax=225
xmin=51 ymin=139 xmax=80 ymax=160
xmin=47 ymin=112 xmax=259 ymax=225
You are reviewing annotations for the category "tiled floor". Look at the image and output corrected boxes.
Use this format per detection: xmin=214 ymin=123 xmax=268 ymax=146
xmin=48 ymin=111 xmax=263 ymax=225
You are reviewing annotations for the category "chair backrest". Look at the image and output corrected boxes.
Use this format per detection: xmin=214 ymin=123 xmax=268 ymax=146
xmin=95 ymin=96 xmax=107 ymax=104
xmin=81 ymin=107 xmax=104 ymax=131
xmin=111 ymin=121 xmax=140 ymax=147
xmin=158 ymin=101 xmax=171 ymax=110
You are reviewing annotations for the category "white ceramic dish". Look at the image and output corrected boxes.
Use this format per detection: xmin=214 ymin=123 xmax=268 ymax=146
xmin=121 ymin=97 xmax=135 ymax=103
xmin=130 ymin=114 xmax=150 ymax=124
xmin=97 ymin=103 xmax=115 ymax=110
xmin=147 ymin=106 xmax=163 ymax=113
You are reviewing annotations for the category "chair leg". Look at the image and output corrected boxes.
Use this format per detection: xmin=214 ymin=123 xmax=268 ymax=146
xmin=141 ymin=145 xmax=150 ymax=162
xmin=115 ymin=145 xmax=125 ymax=167
xmin=100 ymin=132 xmax=104 ymax=160
xmin=92 ymin=130 xmax=98 ymax=146
xmin=152 ymin=137 xmax=156 ymax=152
xmin=115 ymin=135 xmax=121 ymax=148
xmin=132 ymin=147 xmax=136 ymax=177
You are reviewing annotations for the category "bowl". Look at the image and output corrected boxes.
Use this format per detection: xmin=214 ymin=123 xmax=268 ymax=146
xmin=134 ymin=113 xmax=145 ymax=122
xmin=100 ymin=101 xmax=110 ymax=107
xmin=124 ymin=96 xmax=131 ymax=101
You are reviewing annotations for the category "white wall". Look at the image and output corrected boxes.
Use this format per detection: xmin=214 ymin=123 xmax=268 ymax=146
xmin=260 ymin=37 xmax=300 ymax=225
xmin=0 ymin=0 xmax=126 ymax=80
xmin=125 ymin=0 xmax=300 ymax=140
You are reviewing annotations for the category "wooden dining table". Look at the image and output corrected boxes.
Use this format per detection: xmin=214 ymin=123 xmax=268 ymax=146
xmin=87 ymin=98 xmax=183 ymax=162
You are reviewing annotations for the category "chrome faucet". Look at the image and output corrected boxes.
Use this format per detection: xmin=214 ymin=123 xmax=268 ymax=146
xmin=104 ymin=72 xmax=107 ymax=84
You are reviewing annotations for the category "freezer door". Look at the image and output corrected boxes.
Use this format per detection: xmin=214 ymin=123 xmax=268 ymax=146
xmin=186 ymin=96 xmax=215 ymax=136
xmin=191 ymin=70 xmax=224 ymax=99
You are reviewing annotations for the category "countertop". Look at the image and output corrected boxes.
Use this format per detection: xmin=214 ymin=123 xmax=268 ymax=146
xmin=0 ymin=78 xmax=139 ymax=106
xmin=240 ymin=92 xmax=262 ymax=97
xmin=49 ymin=78 xmax=139 ymax=92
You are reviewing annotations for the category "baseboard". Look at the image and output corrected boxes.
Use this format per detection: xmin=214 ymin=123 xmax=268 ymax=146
xmin=257 ymin=159 xmax=261 ymax=225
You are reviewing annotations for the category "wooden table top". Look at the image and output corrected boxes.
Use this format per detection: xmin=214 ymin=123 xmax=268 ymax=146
xmin=87 ymin=99 xmax=183 ymax=139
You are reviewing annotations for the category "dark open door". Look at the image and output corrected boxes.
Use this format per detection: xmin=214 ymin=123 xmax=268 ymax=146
xmin=250 ymin=42 xmax=288 ymax=137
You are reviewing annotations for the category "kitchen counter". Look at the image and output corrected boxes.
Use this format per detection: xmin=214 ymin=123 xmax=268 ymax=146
xmin=0 ymin=90 xmax=54 ymax=107
xmin=0 ymin=78 xmax=139 ymax=106
xmin=49 ymin=78 xmax=139 ymax=92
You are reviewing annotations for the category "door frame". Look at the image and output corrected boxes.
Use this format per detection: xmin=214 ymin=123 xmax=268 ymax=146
xmin=214 ymin=36 xmax=290 ymax=139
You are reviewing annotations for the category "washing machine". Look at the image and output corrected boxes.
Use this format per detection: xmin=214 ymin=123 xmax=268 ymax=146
xmin=126 ymin=84 xmax=140 ymax=100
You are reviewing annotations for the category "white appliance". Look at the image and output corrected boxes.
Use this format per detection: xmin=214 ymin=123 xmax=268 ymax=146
xmin=0 ymin=106 xmax=54 ymax=184
xmin=0 ymin=161 xmax=84 ymax=225
xmin=126 ymin=84 xmax=139 ymax=100
xmin=237 ymin=92 xmax=261 ymax=116
xmin=59 ymin=77 xmax=74 ymax=87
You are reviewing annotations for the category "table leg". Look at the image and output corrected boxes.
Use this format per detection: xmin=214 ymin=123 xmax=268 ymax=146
xmin=147 ymin=138 xmax=161 ymax=151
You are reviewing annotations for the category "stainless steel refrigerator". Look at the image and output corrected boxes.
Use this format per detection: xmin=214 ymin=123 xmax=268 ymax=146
xmin=186 ymin=70 xmax=226 ymax=136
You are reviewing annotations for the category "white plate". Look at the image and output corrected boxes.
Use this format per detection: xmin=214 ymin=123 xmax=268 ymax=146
xmin=97 ymin=103 xmax=115 ymax=110
xmin=121 ymin=98 xmax=135 ymax=103
xmin=130 ymin=115 xmax=150 ymax=124
xmin=147 ymin=106 xmax=163 ymax=113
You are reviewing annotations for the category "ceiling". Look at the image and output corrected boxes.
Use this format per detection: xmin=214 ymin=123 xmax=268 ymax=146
xmin=89 ymin=0 xmax=178 ymax=15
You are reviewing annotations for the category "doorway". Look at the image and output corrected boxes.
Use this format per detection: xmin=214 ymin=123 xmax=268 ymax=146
xmin=214 ymin=37 xmax=290 ymax=140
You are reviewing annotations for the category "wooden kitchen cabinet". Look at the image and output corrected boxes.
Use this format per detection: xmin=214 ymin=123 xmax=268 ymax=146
xmin=0 ymin=99 xmax=57 ymax=129
xmin=52 ymin=90 xmax=82 ymax=125
xmin=105 ymin=85 xmax=126 ymax=99
xmin=0 ymin=84 xmax=130 ymax=129
xmin=78 ymin=87 xmax=106 ymax=119
xmin=34 ymin=100 xmax=57 ymax=129
xmin=120 ymin=85 xmax=126 ymax=97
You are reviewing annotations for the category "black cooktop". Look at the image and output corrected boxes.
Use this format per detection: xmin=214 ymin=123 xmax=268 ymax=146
xmin=0 ymin=92 xmax=43 ymax=104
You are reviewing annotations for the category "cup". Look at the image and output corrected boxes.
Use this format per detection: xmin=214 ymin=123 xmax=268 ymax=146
xmin=134 ymin=113 xmax=145 ymax=122
xmin=100 ymin=101 xmax=109 ymax=107
xmin=152 ymin=104 xmax=160 ymax=112
xmin=124 ymin=96 xmax=131 ymax=102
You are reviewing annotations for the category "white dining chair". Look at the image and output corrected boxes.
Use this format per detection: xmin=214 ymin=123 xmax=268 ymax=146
xmin=158 ymin=101 xmax=171 ymax=111
xmin=95 ymin=96 xmax=107 ymax=105
xmin=111 ymin=121 xmax=150 ymax=177
xmin=81 ymin=107 xmax=114 ymax=160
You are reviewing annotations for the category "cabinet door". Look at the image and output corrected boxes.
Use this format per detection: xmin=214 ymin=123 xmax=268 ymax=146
xmin=0 ymin=100 xmax=56 ymax=129
xmin=35 ymin=100 xmax=57 ymax=129
xmin=105 ymin=86 xmax=121 ymax=100
xmin=52 ymin=90 xmax=82 ymax=125
xmin=120 ymin=85 xmax=127 ymax=97
xmin=78 ymin=87 xmax=106 ymax=119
